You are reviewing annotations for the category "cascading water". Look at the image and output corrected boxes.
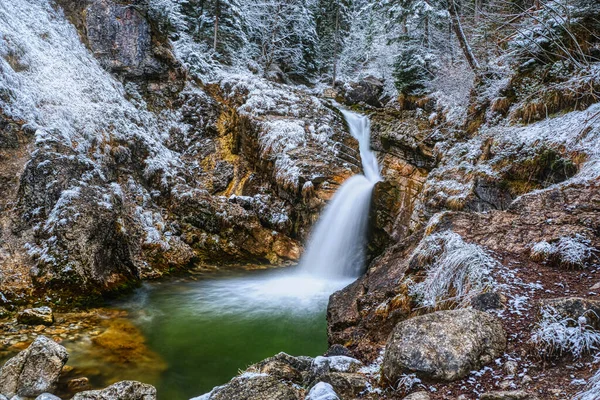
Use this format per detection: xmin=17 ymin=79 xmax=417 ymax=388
xmin=299 ymin=108 xmax=381 ymax=279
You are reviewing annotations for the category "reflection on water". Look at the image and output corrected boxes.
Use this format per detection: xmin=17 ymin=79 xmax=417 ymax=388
xmin=113 ymin=267 xmax=354 ymax=400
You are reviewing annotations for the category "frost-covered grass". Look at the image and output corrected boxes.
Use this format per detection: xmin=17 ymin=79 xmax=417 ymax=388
xmin=531 ymin=306 xmax=600 ymax=359
xmin=531 ymin=235 xmax=597 ymax=269
xmin=573 ymin=368 xmax=600 ymax=400
xmin=408 ymin=231 xmax=498 ymax=309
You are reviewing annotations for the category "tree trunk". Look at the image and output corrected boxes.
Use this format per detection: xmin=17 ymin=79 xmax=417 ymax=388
xmin=213 ymin=0 xmax=220 ymax=52
xmin=448 ymin=0 xmax=480 ymax=72
xmin=332 ymin=3 xmax=340 ymax=86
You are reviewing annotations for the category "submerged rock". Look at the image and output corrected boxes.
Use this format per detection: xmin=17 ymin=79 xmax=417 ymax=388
xmin=382 ymin=309 xmax=506 ymax=383
xmin=72 ymin=381 xmax=156 ymax=400
xmin=17 ymin=307 xmax=54 ymax=326
xmin=0 ymin=336 xmax=68 ymax=398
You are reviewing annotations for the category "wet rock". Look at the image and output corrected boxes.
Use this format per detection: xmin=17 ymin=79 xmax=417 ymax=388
xmin=382 ymin=309 xmax=506 ymax=383
xmin=68 ymin=377 xmax=91 ymax=392
xmin=0 ymin=307 xmax=11 ymax=319
xmin=195 ymin=373 xmax=300 ymax=400
xmin=539 ymin=297 xmax=600 ymax=329
xmin=404 ymin=392 xmax=430 ymax=400
xmin=305 ymin=382 xmax=339 ymax=400
xmin=312 ymin=372 xmax=368 ymax=398
xmin=17 ymin=307 xmax=54 ymax=326
xmin=480 ymin=391 xmax=539 ymax=400
xmin=0 ymin=336 xmax=68 ymax=398
xmin=72 ymin=381 xmax=156 ymax=400
xmin=341 ymin=76 xmax=385 ymax=108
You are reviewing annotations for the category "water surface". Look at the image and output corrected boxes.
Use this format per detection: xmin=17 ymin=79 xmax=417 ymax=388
xmin=115 ymin=267 xmax=353 ymax=399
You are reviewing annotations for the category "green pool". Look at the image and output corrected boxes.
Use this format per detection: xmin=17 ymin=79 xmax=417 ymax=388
xmin=111 ymin=267 xmax=353 ymax=399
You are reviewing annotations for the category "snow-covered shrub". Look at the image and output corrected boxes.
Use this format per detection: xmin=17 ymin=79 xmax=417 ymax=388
xmin=407 ymin=231 xmax=499 ymax=309
xmin=531 ymin=306 xmax=600 ymax=359
xmin=530 ymin=235 xmax=596 ymax=268
xmin=392 ymin=373 xmax=422 ymax=392
xmin=573 ymin=368 xmax=600 ymax=400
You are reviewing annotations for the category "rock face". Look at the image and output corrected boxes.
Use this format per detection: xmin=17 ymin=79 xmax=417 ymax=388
xmin=72 ymin=380 xmax=157 ymax=400
xmin=382 ymin=309 xmax=506 ymax=383
xmin=0 ymin=336 xmax=68 ymax=398
xmin=0 ymin=0 xmax=360 ymax=305
xmin=17 ymin=306 xmax=54 ymax=326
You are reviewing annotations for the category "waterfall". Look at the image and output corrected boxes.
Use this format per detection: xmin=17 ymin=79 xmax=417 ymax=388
xmin=299 ymin=109 xmax=381 ymax=279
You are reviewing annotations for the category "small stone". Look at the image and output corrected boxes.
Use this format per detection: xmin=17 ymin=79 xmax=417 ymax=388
xmin=548 ymin=388 xmax=562 ymax=396
xmin=404 ymin=392 xmax=430 ymax=400
xmin=499 ymin=380 xmax=514 ymax=389
xmin=503 ymin=361 xmax=518 ymax=375
xmin=35 ymin=394 xmax=62 ymax=400
xmin=34 ymin=325 xmax=46 ymax=333
xmin=306 ymin=382 xmax=339 ymax=400
xmin=521 ymin=375 xmax=533 ymax=385
xmin=17 ymin=307 xmax=53 ymax=326
xmin=480 ymin=390 xmax=539 ymax=400
xmin=457 ymin=395 xmax=469 ymax=400
xmin=590 ymin=282 xmax=600 ymax=290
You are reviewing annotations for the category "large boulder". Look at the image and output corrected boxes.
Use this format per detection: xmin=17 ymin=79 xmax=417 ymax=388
xmin=382 ymin=309 xmax=506 ymax=383
xmin=0 ymin=336 xmax=68 ymax=398
xmin=341 ymin=77 xmax=385 ymax=108
xmin=480 ymin=391 xmax=539 ymax=400
xmin=193 ymin=373 xmax=301 ymax=400
xmin=17 ymin=307 xmax=54 ymax=326
xmin=72 ymin=380 xmax=156 ymax=400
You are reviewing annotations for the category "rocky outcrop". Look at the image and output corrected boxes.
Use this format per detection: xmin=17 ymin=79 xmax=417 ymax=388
xmin=17 ymin=306 xmax=54 ymax=326
xmin=0 ymin=0 xmax=361 ymax=305
xmin=382 ymin=309 xmax=506 ymax=383
xmin=339 ymin=77 xmax=386 ymax=108
xmin=195 ymin=352 xmax=371 ymax=400
xmin=0 ymin=336 xmax=68 ymax=398
xmin=72 ymin=381 xmax=156 ymax=400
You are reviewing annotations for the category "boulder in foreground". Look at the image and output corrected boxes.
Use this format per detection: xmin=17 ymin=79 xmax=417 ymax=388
xmin=0 ymin=336 xmax=68 ymax=398
xmin=382 ymin=309 xmax=506 ymax=383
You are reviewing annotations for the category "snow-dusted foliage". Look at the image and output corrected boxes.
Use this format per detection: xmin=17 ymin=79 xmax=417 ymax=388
xmin=0 ymin=0 xmax=185 ymax=182
xmin=573 ymin=368 xmax=600 ymax=400
xmin=408 ymin=231 xmax=498 ymax=309
xmin=531 ymin=306 xmax=600 ymax=359
xmin=531 ymin=235 xmax=597 ymax=268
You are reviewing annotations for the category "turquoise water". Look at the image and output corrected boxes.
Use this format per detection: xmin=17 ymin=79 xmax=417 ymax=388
xmin=117 ymin=268 xmax=353 ymax=400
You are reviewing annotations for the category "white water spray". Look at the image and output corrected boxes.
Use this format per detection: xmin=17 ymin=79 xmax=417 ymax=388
xmin=299 ymin=108 xmax=381 ymax=279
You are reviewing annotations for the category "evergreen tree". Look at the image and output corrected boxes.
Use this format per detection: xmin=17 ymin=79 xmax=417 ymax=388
xmin=179 ymin=0 xmax=247 ymax=64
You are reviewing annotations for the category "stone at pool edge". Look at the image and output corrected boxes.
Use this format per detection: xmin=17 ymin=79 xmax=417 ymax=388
xmin=17 ymin=307 xmax=54 ymax=326
xmin=382 ymin=308 xmax=506 ymax=383
xmin=72 ymin=380 xmax=156 ymax=400
xmin=0 ymin=335 xmax=68 ymax=398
